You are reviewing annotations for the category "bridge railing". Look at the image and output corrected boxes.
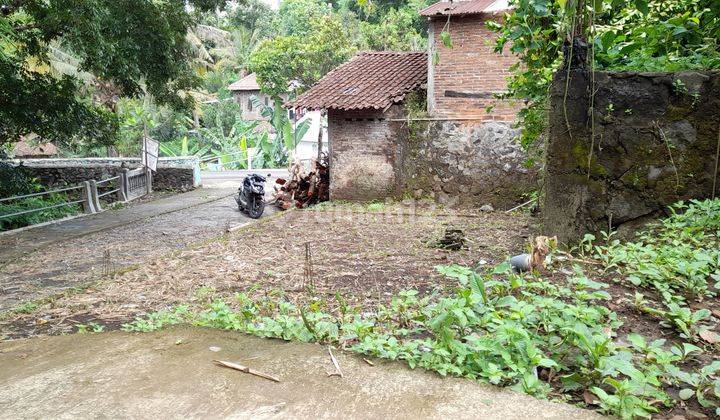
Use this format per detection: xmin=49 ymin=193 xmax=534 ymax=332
xmin=0 ymin=168 xmax=152 ymax=229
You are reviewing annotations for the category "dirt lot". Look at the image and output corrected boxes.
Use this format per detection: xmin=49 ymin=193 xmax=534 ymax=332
xmin=0 ymin=203 xmax=532 ymax=339
xmin=0 ymin=187 xmax=270 ymax=314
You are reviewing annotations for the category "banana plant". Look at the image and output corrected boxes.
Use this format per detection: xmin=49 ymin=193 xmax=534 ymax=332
xmin=158 ymin=136 xmax=212 ymax=160
xmin=251 ymin=96 xmax=311 ymax=164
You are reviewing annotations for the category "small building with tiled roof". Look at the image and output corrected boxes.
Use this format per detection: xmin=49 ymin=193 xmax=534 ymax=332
xmin=290 ymin=51 xmax=427 ymax=111
xmin=228 ymin=73 xmax=276 ymax=122
xmin=12 ymin=134 xmax=58 ymax=158
xmin=288 ymin=51 xmax=428 ymax=201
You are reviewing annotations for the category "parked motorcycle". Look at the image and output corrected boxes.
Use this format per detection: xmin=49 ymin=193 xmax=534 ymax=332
xmin=236 ymin=173 xmax=266 ymax=219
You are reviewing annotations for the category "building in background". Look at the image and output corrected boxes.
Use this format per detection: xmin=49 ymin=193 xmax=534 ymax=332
xmin=12 ymin=134 xmax=58 ymax=159
xmin=228 ymin=73 xmax=276 ymax=122
xmin=421 ymin=0 xmax=517 ymax=120
xmin=289 ymin=0 xmax=534 ymax=206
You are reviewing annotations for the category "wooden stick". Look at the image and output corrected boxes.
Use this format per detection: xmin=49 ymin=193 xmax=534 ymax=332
xmin=362 ymin=358 xmax=375 ymax=366
xmin=213 ymin=360 xmax=280 ymax=383
xmin=328 ymin=347 xmax=343 ymax=378
xmin=226 ymin=222 xmax=249 ymax=233
xmin=505 ymin=198 xmax=535 ymax=213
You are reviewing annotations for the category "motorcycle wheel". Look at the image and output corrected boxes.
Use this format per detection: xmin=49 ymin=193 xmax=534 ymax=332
xmin=247 ymin=197 xmax=265 ymax=219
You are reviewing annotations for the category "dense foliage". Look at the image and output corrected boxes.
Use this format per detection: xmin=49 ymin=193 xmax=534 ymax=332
xmin=493 ymin=0 xmax=720 ymax=148
xmin=0 ymin=194 xmax=80 ymax=231
xmin=0 ymin=0 xmax=228 ymax=147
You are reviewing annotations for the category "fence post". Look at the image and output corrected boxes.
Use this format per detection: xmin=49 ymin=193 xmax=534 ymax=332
xmin=117 ymin=172 xmax=128 ymax=202
xmin=82 ymin=181 xmax=95 ymax=214
xmin=122 ymin=168 xmax=130 ymax=200
xmin=144 ymin=167 xmax=153 ymax=195
xmin=89 ymin=180 xmax=102 ymax=212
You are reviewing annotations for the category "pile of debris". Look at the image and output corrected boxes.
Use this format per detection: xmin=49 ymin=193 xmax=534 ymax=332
xmin=273 ymin=154 xmax=329 ymax=210
xmin=430 ymin=227 xmax=466 ymax=250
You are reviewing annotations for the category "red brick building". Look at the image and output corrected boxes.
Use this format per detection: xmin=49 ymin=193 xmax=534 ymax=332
xmin=288 ymin=0 xmax=535 ymax=205
xmin=421 ymin=0 xmax=517 ymax=121
xmin=288 ymin=52 xmax=427 ymax=200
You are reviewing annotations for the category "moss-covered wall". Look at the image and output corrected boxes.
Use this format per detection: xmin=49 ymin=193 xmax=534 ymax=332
xmin=544 ymin=70 xmax=720 ymax=243
xmin=399 ymin=120 xmax=538 ymax=207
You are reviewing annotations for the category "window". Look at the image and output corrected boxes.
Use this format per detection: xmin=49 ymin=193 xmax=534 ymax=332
xmin=247 ymin=98 xmax=253 ymax=111
xmin=264 ymin=96 xmax=269 ymax=106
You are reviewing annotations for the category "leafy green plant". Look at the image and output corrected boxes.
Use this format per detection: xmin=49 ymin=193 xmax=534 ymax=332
xmin=15 ymin=302 xmax=39 ymax=314
xmin=159 ymin=136 xmax=212 ymax=159
xmin=592 ymin=377 xmax=658 ymax=419
xmin=121 ymin=306 xmax=190 ymax=332
xmin=675 ymin=361 xmax=720 ymax=413
xmin=77 ymin=322 xmax=105 ymax=334
xmin=0 ymin=193 xmax=81 ymax=232
xmin=591 ymin=199 xmax=720 ymax=303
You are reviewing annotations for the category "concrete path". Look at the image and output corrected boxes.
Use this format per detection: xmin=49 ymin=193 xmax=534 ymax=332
xmin=0 ymin=188 xmax=235 ymax=265
xmin=0 ymin=326 xmax=603 ymax=419
xmin=0 ymin=185 xmax=277 ymax=313
xmin=202 ymin=169 xmax=289 ymax=189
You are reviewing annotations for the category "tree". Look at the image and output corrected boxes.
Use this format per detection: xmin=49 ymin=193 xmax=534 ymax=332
xmin=227 ymin=0 xmax=278 ymax=38
xmin=249 ymin=15 xmax=354 ymax=97
xmin=278 ymin=0 xmax=333 ymax=38
xmin=492 ymin=0 xmax=720 ymax=148
xmin=0 ymin=0 xmax=228 ymax=147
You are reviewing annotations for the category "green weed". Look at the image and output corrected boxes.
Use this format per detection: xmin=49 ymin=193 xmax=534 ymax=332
xmin=122 ymin=263 xmax=719 ymax=416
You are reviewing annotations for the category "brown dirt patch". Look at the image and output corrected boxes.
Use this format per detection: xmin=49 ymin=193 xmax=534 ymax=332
xmin=1 ymin=205 xmax=533 ymax=338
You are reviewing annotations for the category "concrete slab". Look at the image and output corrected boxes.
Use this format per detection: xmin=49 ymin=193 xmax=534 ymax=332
xmin=0 ymin=327 xmax=603 ymax=419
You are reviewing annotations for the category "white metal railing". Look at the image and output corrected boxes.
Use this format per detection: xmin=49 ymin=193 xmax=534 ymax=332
xmin=199 ymin=150 xmax=256 ymax=170
xmin=0 ymin=168 xmax=152 ymax=226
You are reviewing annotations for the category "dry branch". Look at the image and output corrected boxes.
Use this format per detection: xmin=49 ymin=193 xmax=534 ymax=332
xmin=327 ymin=347 xmax=343 ymax=378
xmin=213 ymin=360 xmax=280 ymax=382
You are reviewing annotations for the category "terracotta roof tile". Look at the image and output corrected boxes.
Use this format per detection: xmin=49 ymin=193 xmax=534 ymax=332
xmin=13 ymin=134 xmax=58 ymax=157
xmin=287 ymin=51 xmax=428 ymax=111
xmin=420 ymin=0 xmax=507 ymax=17
xmin=228 ymin=73 xmax=260 ymax=91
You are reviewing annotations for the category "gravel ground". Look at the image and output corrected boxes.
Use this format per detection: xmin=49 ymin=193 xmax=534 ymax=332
xmin=0 ymin=188 xmax=274 ymax=316
xmin=1 ymin=203 xmax=533 ymax=339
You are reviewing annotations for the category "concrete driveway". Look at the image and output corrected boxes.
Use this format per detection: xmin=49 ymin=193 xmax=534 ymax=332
xmin=0 ymin=182 xmax=276 ymax=315
xmin=0 ymin=326 xmax=603 ymax=419
xmin=202 ymin=169 xmax=288 ymax=189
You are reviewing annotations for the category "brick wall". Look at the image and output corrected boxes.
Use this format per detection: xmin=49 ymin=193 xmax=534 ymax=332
xmin=328 ymin=106 xmax=406 ymax=201
xmin=232 ymin=90 xmax=272 ymax=121
xmin=428 ymin=14 xmax=519 ymax=120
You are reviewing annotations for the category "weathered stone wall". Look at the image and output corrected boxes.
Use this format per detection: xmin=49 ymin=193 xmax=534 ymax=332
xmin=7 ymin=157 xmax=201 ymax=191
xmin=400 ymin=120 xmax=537 ymax=207
xmin=328 ymin=106 xmax=407 ymax=201
xmin=428 ymin=14 xmax=519 ymax=121
xmin=327 ymin=103 xmax=536 ymax=206
xmin=544 ymin=70 xmax=720 ymax=243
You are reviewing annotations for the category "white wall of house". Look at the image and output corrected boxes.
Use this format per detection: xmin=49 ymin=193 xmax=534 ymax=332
xmin=293 ymin=110 xmax=328 ymax=164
